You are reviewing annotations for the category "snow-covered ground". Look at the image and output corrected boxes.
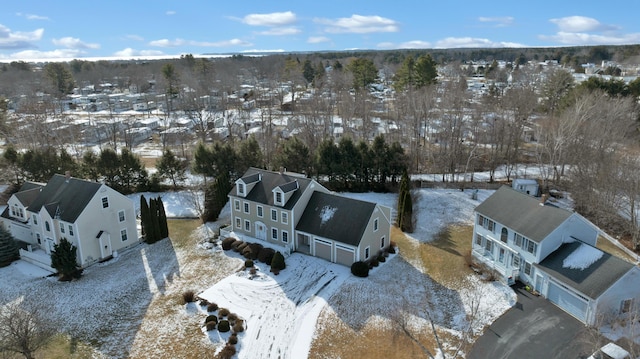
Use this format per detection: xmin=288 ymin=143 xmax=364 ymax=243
xmin=0 ymin=188 xmax=515 ymax=358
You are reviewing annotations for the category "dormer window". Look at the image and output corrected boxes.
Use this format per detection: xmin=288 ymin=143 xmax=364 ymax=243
xmin=275 ymin=191 xmax=283 ymax=205
xmin=238 ymin=183 xmax=245 ymax=196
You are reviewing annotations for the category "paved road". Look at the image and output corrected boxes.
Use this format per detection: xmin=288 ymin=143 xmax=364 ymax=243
xmin=469 ymin=284 xmax=596 ymax=359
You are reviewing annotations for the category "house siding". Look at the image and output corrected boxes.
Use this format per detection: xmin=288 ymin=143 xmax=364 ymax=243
xmin=593 ymin=267 xmax=640 ymax=326
xmin=357 ymin=206 xmax=391 ymax=261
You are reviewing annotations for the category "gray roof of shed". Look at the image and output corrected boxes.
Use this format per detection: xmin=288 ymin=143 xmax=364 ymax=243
xmin=296 ymin=191 xmax=376 ymax=246
xmin=230 ymin=168 xmax=313 ymax=209
xmin=27 ymin=174 xmax=102 ymax=223
xmin=475 ymin=186 xmax=572 ymax=243
xmin=536 ymin=241 xmax=633 ymax=299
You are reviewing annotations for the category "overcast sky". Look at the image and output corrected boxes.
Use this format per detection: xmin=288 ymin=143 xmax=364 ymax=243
xmin=1 ymin=0 xmax=639 ymax=62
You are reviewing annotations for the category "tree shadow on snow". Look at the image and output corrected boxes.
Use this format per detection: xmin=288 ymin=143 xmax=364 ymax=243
xmin=323 ymin=256 xmax=466 ymax=332
xmin=430 ymin=227 xmax=462 ymax=257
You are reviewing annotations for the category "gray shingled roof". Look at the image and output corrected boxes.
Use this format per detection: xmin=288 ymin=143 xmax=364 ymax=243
xmin=27 ymin=174 xmax=102 ymax=223
xmin=277 ymin=180 xmax=299 ymax=193
xmin=14 ymin=187 xmax=43 ymax=207
xmin=536 ymin=241 xmax=633 ymax=299
xmin=240 ymin=173 xmax=261 ymax=184
xmin=231 ymin=168 xmax=312 ymax=209
xmin=475 ymin=186 xmax=572 ymax=243
xmin=296 ymin=191 xmax=376 ymax=246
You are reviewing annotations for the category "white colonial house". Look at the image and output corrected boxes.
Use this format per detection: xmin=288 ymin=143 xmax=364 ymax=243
xmin=1 ymin=173 xmax=139 ymax=271
xmin=223 ymin=167 xmax=393 ymax=266
xmin=472 ymin=186 xmax=640 ymax=325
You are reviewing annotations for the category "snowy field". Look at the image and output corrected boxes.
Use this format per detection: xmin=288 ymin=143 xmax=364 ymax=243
xmin=0 ymin=188 xmax=515 ymax=358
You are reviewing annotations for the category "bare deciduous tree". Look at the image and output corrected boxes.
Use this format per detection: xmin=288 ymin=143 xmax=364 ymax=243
xmin=0 ymin=301 xmax=56 ymax=359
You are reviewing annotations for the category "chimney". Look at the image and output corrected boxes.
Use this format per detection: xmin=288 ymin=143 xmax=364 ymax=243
xmin=540 ymin=193 xmax=549 ymax=206
xmin=65 ymin=171 xmax=71 ymax=182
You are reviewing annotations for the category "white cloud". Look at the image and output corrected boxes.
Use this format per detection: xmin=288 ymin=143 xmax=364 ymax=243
xmin=52 ymin=37 xmax=100 ymax=49
xmin=258 ymin=27 xmax=300 ymax=36
xmin=549 ymin=16 xmax=618 ymax=32
xmin=125 ymin=34 xmax=144 ymax=41
xmin=16 ymin=13 xmax=49 ymax=21
xmin=242 ymin=11 xmax=296 ymax=27
xmin=478 ymin=16 xmax=514 ymax=27
xmin=0 ymin=25 xmax=44 ymax=49
xmin=166 ymin=10 xmax=176 ymax=16
xmin=307 ymin=36 xmax=330 ymax=44
xmin=4 ymin=48 xmax=83 ymax=60
xmin=435 ymin=37 xmax=525 ymax=48
xmin=149 ymin=38 xmax=252 ymax=48
xmin=113 ymin=48 xmax=165 ymax=57
xmin=540 ymin=31 xmax=640 ymax=45
xmin=315 ymin=14 xmax=399 ymax=34
xmin=377 ymin=40 xmax=432 ymax=49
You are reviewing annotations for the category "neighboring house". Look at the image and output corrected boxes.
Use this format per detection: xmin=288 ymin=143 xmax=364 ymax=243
xmin=0 ymin=173 xmax=139 ymax=270
xmin=224 ymin=167 xmax=392 ymax=266
xmin=511 ymin=178 xmax=539 ymax=197
xmin=472 ymin=186 xmax=640 ymax=325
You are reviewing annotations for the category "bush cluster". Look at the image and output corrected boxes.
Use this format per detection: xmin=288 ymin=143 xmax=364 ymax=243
xmin=217 ymin=319 xmax=231 ymax=333
xmin=351 ymin=261 xmax=369 ymax=277
xmin=207 ymin=303 xmax=218 ymax=312
xmin=231 ymin=240 xmax=245 ymax=252
xmin=232 ymin=322 xmax=245 ymax=333
xmin=228 ymin=333 xmax=238 ymax=344
xmin=182 ymin=290 xmax=196 ymax=304
xmin=221 ymin=237 xmax=236 ymax=250
xmin=217 ymin=344 xmax=236 ymax=359
xmin=218 ymin=308 xmax=230 ymax=317
xmin=244 ymin=259 xmax=254 ymax=268
xmin=257 ymin=247 xmax=275 ymax=264
xmin=204 ymin=315 xmax=218 ymax=325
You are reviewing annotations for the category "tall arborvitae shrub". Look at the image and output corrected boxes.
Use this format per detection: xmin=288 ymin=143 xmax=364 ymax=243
xmin=157 ymin=196 xmax=169 ymax=239
xmin=0 ymin=225 xmax=19 ymax=267
xmin=50 ymin=237 xmax=82 ymax=281
xmin=143 ymin=197 xmax=159 ymax=244
xmin=202 ymin=172 xmax=232 ymax=222
xmin=396 ymin=169 xmax=413 ymax=232
xmin=270 ymin=251 xmax=286 ymax=272
xmin=140 ymin=194 xmax=148 ymax=238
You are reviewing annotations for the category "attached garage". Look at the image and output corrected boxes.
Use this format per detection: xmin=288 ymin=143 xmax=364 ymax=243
xmin=314 ymin=239 xmax=332 ymax=262
xmin=546 ymin=280 xmax=588 ymax=322
xmin=335 ymin=245 xmax=354 ymax=266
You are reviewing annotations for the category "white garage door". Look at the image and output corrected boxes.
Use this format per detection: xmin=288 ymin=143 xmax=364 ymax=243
xmin=547 ymin=281 xmax=588 ymax=322
xmin=314 ymin=239 xmax=332 ymax=261
xmin=335 ymin=246 xmax=354 ymax=266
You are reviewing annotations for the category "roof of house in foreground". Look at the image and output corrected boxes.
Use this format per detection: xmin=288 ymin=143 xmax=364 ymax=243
xmin=475 ymin=186 xmax=572 ymax=243
xmin=230 ymin=168 xmax=314 ymax=210
xmin=536 ymin=241 xmax=633 ymax=299
xmin=26 ymin=174 xmax=103 ymax=223
xmin=296 ymin=191 xmax=376 ymax=247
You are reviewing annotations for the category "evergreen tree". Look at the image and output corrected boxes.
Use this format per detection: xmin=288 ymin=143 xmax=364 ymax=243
xmin=274 ymin=137 xmax=311 ymax=174
xmin=50 ymin=238 xmax=82 ymax=281
xmin=237 ymin=136 xmax=263 ymax=174
xmin=139 ymin=194 xmax=148 ymax=237
xmin=270 ymin=251 xmax=286 ymax=272
xmin=192 ymin=142 xmax=215 ymax=179
xmin=397 ymin=169 xmax=413 ymax=232
xmin=156 ymin=149 xmax=187 ymax=189
xmin=347 ymin=58 xmax=378 ymax=91
xmin=202 ymin=171 xmax=232 ymax=222
xmin=147 ymin=198 xmax=161 ymax=244
xmin=157 ymin=196 xmax=169 ymax=239
xmin=0 ymin=225 xmax=19 ymax=267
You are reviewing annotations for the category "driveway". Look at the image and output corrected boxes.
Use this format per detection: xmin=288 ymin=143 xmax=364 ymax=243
xmin=468 ymin=283 xmax=596 ymax=359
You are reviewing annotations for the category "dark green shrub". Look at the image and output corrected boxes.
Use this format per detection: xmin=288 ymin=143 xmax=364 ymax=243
xmin=221 ymin=237 xmax=236 ymax=250
xmin=232 ymin=322 xmax=244 ymax=333
xmin=387 ymin=245 xmax=396 ymax=254
xmin=231 ymin=240 xmax=245 ymax=252
xmin=182 ymin=290 xmax=196 ymax=303
xmin=270 ymin=251 xmax=286 ymax=272
xmin=228 ymin=334 xmax=238 ymax=344
xmin=235 ymin=241 xmax=248 ymax=252
xmin=204 ymin=315 xmax=218 ymax=325
xmin=351 ymin=261 xmax=369 ymax=277
xmin=257 ymin=247 xmax=275 ymax=264
xmin=377 ymin=254 xmax=386 ymax=263
xmin=241 ymin=246 xmax=253 ymax=259
xmin=218 ymin=308 xmax=230 ymax=317
xmin=207 ymin=303 xmax=218 ymax=312
xmin=217 ymin=319 xmax=231 ymax=332
xmin=199 ymin=298 xmax=209 ymax=306
xmin=205 ymin=321 xmax=217 ymax=331
xmin=369 ymin=258 xmax=379 ymax=267
xmin=244 ymin=259 xmax=254 ymax=268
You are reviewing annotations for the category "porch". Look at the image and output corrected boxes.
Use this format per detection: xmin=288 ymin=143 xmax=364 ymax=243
xmin=472 ymin=247 xmax=518 ymax=285
xmin=219 ymin=225 xmax=292 ymax=256
xmin=19 ymin=247 xmax=55 ymax=273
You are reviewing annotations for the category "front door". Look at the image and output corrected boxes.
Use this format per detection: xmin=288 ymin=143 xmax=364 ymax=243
xmin=44 ymin=238 xmax=55 ymax=254
xmin=255 ymin=222 xmax=267 ymax=240
xmin=98 ymin=232 xmax=113 ymax=259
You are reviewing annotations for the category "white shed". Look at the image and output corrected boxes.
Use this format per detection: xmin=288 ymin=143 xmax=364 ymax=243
xmin=512 ymin=178 xmax=539 ymax=196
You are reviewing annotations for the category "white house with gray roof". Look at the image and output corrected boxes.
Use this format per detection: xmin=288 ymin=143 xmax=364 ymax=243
xmin=472 ymin=186 xmax=640 ymax=325
xmin=1 ymin=173 xmax=139 ymax=270
xmin=225 ymin=167 xmax=392 ymax=266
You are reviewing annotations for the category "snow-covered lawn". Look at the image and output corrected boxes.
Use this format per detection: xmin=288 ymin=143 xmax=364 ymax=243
xmin=0 ymin=188 xmax=515 ymax=358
